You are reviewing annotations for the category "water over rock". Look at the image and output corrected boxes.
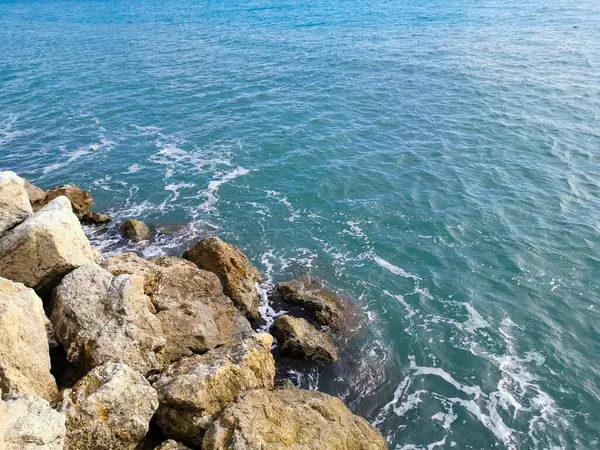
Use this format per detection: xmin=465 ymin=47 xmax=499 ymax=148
xmin=150 ymin=333 xmax=275 ymax=448
xmin=60 ymin=362 xmax=158 ymax=450
xmin=0 ymin=171 xmax=32 ymax=237
xmin=184 ymin=236 xmax=262 ymax=321
xmin=272 ymin=314 xmax=338 ymax=362
xmin=0 ymin=277 xmax=58 ymax=401
xmin=0 ymin=196 xmax=100 ymax=291
xmin=2 ymin=393 xmax=66 ymax=450
xmin=202 ymin=388 xmax=387 ymax=450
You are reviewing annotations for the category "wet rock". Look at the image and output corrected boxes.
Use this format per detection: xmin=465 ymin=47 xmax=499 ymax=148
xmin=0 ymin=171 xmax=32 ymax=236
xmin=2 ymin=393 xmax=66 ymax=450
xmin=121 ymin=219 xmax=151 ymax=242
xmin=34 ymin=184 xmax=93 ymax=218
xmin=0 ymin=197 xmax=99 ymax=291
xmin=51 ymin=262 xmax=166 ymax=375
xmin=184 ymin=236 xmax=262 ymax=320
xmin=102 ymin=254 xmax=252 ymax=363
xmin=60 ymin=362 xmax=158 ymax=450
xmin=0 ymin=277 xmax=58 ymax=401
xmin=23 ymin=179 xmax=46 ymax=205
xmin=81 ymin=211 xmax=112 ymax=225
xmin=272 ymin=314 xmax=338 ymax=362
xmin=151 ymin=333 xmax=275 ymax=447
xmin=274 ymin=278 xmax=344 ymax=328
xmin=203 ymin=389 xmax=387 ymax=450
xmin=154 ymin=440 xmax=191 ymax=450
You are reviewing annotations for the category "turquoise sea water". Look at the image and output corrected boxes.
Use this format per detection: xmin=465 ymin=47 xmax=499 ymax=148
xmin=2 ymin=0 xmax=600 ymax=448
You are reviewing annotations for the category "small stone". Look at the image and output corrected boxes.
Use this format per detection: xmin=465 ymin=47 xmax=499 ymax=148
xmin=2 ymin=393 xmax=66 ymax=450
xmin=81 ymin=211 xmax=112 ymax=225
xmin=151 ymin=333 xmax=275 ymax=447
xmin=184 ymin=236 xmax=262 ymax=320
xmin=121 ymin=218 xmax=151 ymax=242
xmin=272 ymin=314 xmax=338 ymax=362
xmin=60 ymin=362 xmax=158 ymax=450
xmin=154 ymin=440 xmax=191 ymax=450
xmin=0 ymin=171 xmax=32 ymax=236
xmin=34 ymin=184 xmax=93 ymax=218
xmin=202 ymin=389 xmax=388 ymax=450
xmin=0 ymin=277 xmax=58 ymax=401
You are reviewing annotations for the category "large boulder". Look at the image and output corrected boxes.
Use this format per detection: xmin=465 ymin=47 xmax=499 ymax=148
xmin=0 ymin=196 xmax=99 ymax=291
xmin=34 ymin=184 xmax=93 ymax=218
xmin=184 ymin=236 xmax=262 ymax=320
xmin=101 ymin=254 xmax=253 ymax=363
xmin=0 ymin=277 xmax=58 ymax=401
xmin=60 ymin=362 xmax=158 ymax=450
xmin=0 ymin=171 xmax=32 ymax=236
xmin=22 ymin=179 xmax=46 ymax=205
xmin=120 ymin=219 xmax=151 ymax=242
xmin=2 ymin=393 xmax=66 ymax=450
xmin=151 ymin=333 xmax=275 ymax=447
xmin=203 ymin=389 xmax=388 ymax=450
xmin=272 ymin=314 xmax=338 ymax=362
xmin=51 ymin=263 xmax=166 ymax=375
xmin=275 ymin=278 xmax=343 ymax=328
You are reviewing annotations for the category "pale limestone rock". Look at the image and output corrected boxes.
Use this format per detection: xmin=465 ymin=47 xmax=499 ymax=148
xmin=272 ymin=314 xmax=338 ymax=362
xmin=151 ymin=333 xmax=275 ymax=447
xmin=0 ymin=171 xmax=32 ymax=236
xmin=51 ymin=263 xmax=166 ymax=375
xmin=23 ymin=179 xmax=46 ymax=205
xmin=3 ymin=393 xmax=66 ymax=450
xmin=102 ymin=254 xmax=252 ymax=363
xmin=61 ymin=362 xmax=158 ymax=450
xmin=203 ymin=389 xmax=388 ymax=450
xmin=0 ymin=277 xmax=58 ymax=401
xmin=184 ymin=236 xmax=262 ymax=320
xmin=0 ymin=197 xmax=99 ymax=291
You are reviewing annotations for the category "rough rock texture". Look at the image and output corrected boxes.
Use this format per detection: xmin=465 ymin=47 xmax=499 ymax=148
xmin=81 ymin=211 xmax=112 ymax=225
xmin=0 ymin=197 xmax=99 ymax=291
xmin=51 ymin=262 xmax=166 ymax=375
xmin=0 ymin=171 xmax=32 ymax=236
xmin=272 ymin=314 xmax=338 ymax=362
xmin=61 ymin=362 xmax=158 ymax=450
xmin=275 ymin=279 xmax=343 ymax=328
xmin=2 ymin=393 xmax=66 ymax=450
xmin=155 ymin=440 xmax=191 ymax=450
xmin=151 ymin=333 xmax=275 ymax=447
xmin=34 ymin=184 xmax=93 ymax=218
xmin=23 ymin=179 xmax=46 ymax=205
xmin=120 ymin=219 xmax=151 ymax=242
xmin=184 ymin=236 xmax=262 ymax=320
xmin=0 ymin=277 xmax=58 ymax=401
xmin=101 ymin=254 xmax=252 ymax=363
xmin=203 ymin=389 xmax=388 ymax=450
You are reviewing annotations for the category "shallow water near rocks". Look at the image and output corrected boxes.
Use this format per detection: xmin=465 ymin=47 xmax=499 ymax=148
xmin=2 ymin=0 xmax=600 ymax=448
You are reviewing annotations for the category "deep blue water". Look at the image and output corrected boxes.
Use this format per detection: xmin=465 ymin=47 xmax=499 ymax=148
xmin=2 ymin=0 xmax=600 ymax=448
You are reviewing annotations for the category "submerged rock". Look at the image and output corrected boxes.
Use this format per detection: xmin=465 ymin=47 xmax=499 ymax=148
xmin=0 ymin=277 xmax=58 ymax=401
xmin=60 ymin=362 xmax=158 ymax=450
xmin=203 ymin=389 xmax=387 ymax=450
xmin=34 ymin=184 xmax=93 ymax=218
xmin=120 ymin=218 xmax=151 ymax=242
xmin=2 ymin=393 xmax=66 ymax=450
xmin=272 ymin=314 xmax=338 ymax=362
xmin=102 ymin=254 xmax=252 ymax=363
xmin=0 ymin=196 xmax=99 ymax=291
xmin=274 ymin=278 xmax=344 ymax=328
xmin=0 ymin=171 xmax=32 ymax=236
xmin=51 ymin=262 xmax=166 ymax=375
xmin=151 ymin=333 xmax=275 ymax=447
xmin=184 ymin=236 xmax=262 ymax=320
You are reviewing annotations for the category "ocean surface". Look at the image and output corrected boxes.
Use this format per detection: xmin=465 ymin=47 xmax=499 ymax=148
xmin=1 ymin=0 xmax=600 ymax=448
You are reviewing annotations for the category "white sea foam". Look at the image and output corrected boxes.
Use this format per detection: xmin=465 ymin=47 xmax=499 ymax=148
xmin=198 ymin=167 xmax=251 ymax=212
xmin=124 ymin=163 xmax=142 ymax=174
xmin=373 ymin=254 xmax=421 ymax=280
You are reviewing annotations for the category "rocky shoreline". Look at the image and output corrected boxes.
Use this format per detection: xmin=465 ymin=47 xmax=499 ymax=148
xmin=0 ymin=171 xmax=387 ymax=450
